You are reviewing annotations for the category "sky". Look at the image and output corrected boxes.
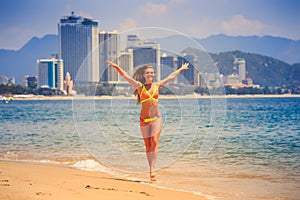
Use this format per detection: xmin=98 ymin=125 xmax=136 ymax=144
xmin=0 ymin=0 xmax=299 ymax=50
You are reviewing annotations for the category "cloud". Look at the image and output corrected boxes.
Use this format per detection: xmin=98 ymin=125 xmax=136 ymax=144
xmin=119 ymin=18 xmax=137 ymax=31
xmin=221 ymin=15 xmax=268 ymax=36
xmin=187 ymin=17 xmax=221 ymax=38
xmin=138 ymin=2 xmax=168 ymax=17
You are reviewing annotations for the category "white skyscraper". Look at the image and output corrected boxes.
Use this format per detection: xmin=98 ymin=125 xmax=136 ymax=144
xmin=99 ymin=31 xmax=120 ymax=83
xmin=234 ymin=57 xmax=246 ymax=82
xmin=118 ymin=49 xmax=134 ymax=83
xmin=58 ymin=12 xmax=99 ymax=83
xmin=37 ymin=57 xmax=64 ymax=90
xmin=127 ymin=34 xmax=161 ymax=81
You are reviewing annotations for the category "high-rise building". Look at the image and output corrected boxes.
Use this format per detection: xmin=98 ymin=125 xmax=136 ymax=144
xmin=21 ymin=76 xmax=37 ymax=88
xmin=127 ymin=35 xmax=161 ymax=81
xmin=58 ymin=12 xmax=99 ymax=83
xmin=37 ymin=57 xmax=63 ymax=90
xmin=223 ymin=74 xmax=240 ymax=86
xmin=118 ymin=50 xmax=134 ymax=83
xmin=160 ymin=53 xmax=178 ymax=83
xmin=0 ymin=76 xmax=15 ymax=85
xmin=223 ymin=57 xmax=247 ymax=86
xmin=177 ymin=54 xmax=198 ymax=85
xmin=234 ymin=57 xmax=246 ymax=82
xmin=127 ymin=34 xmax=142 ymax=47
xmin=99 ymin=31 xmax=120 ymax=83
xmin=200 ymin=73 xmax=222 ymax=88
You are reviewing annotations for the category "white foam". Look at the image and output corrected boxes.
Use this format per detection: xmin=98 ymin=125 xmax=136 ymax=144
xmin=3 ymin=151 xmax=19 ymax=159
xmin=193 ymin=191 xmax=218 ymax=200
xmin=72 ymin=159 xmax=108 ymax=172
xmin=38 ymin=159 xmax=71 ymax=165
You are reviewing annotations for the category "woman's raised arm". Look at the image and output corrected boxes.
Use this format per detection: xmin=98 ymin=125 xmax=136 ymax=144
xmin=158 ymin=62 xmax=189 ymax=87
xmin=106 ymin=61 xmax=142 ymax=89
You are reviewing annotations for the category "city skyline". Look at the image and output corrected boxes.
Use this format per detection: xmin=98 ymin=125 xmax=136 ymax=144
xmin=1 ymin=0 xmax=299 ymax=50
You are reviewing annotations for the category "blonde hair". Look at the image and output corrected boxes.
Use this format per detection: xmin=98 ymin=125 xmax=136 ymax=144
xmin=133 ymin=65 xmax=154 ymax=104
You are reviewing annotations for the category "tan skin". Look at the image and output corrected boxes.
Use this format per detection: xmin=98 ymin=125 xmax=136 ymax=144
xmin=106 ymin=61 xmax=189 ymax=181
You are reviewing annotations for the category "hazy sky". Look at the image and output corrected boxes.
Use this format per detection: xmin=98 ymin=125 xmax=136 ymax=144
xmin=1 ymin=0 xmax=299 ymax=50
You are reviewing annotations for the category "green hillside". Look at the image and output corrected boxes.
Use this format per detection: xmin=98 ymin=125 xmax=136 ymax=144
xmin=183 ymin=48 xmax=300 ymax=87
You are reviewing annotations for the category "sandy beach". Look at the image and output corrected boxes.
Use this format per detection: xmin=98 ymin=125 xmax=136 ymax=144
xmin=0 ymin=161 xmax=208 ymax=200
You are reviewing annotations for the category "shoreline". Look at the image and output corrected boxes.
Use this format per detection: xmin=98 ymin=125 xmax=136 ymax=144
xmin=0 ymin=160 xmax=208 ymax=200
xmin=8 ymin=93 xmax=300 ymax=101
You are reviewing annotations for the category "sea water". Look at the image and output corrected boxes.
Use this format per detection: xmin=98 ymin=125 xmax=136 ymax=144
xmin=0 ymin=97 xmax=299 ymax=200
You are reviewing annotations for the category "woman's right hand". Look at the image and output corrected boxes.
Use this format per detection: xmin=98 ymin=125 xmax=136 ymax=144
xmin=106 ymin=61 xmax=118 ymax=68
xmin=106 ymin=61 xmax=126 ymax=76
xmin=106 ymin=61 xmax=141 ymax=88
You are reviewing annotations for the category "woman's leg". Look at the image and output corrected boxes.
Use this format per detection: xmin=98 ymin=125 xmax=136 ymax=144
xmin=142 ymin=118 xmax=162 ymax=181
xmin=140 ymin=124 xmax=157 ymax=181
xmin=149 ymin=117 xmax=162 ymax=181
xmin=150 ymin=117 xmax=162 ymax=152
xmin=140 ymin=124 xmax=151 ymax=153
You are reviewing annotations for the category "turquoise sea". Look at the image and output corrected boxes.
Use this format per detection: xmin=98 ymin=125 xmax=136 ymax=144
xmin=1 ymin=97 xmax=299 ymax=200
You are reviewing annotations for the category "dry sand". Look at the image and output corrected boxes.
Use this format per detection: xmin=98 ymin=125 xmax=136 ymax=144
xmin=0 ymin=161 xmax=208 ymax=200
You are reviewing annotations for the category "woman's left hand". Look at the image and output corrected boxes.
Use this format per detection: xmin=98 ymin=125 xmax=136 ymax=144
xmin=180 ymin=63 xmax=189 ymax=71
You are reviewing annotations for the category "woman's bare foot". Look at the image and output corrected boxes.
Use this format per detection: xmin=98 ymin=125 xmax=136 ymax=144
xmin=150 ymin=172 xmax=156 ymax=182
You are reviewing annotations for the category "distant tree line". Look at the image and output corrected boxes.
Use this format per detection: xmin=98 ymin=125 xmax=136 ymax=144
xmin=0 ymin=84 xmax=299 ymax=96
xmin=0 ymin=84 xmax=29 ymax=95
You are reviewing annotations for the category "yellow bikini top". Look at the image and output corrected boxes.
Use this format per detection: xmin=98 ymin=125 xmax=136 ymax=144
xmin=139 ymin=84 xmax=159 ymax=103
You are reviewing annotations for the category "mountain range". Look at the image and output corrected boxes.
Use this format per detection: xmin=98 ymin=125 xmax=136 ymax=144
xmin=153 ymin=34 xmax=300 ymax=65
xmin=197 ymin=34 xmax=300 ymax=65
xmin=0 ymin=34 xmax=58 ymax=80
xmin=0 ymin=34 xmax=299 ymax=87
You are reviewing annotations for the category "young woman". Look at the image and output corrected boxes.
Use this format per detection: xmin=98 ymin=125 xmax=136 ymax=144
xmin=106 ymin=61 xmax=189 ymax=181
